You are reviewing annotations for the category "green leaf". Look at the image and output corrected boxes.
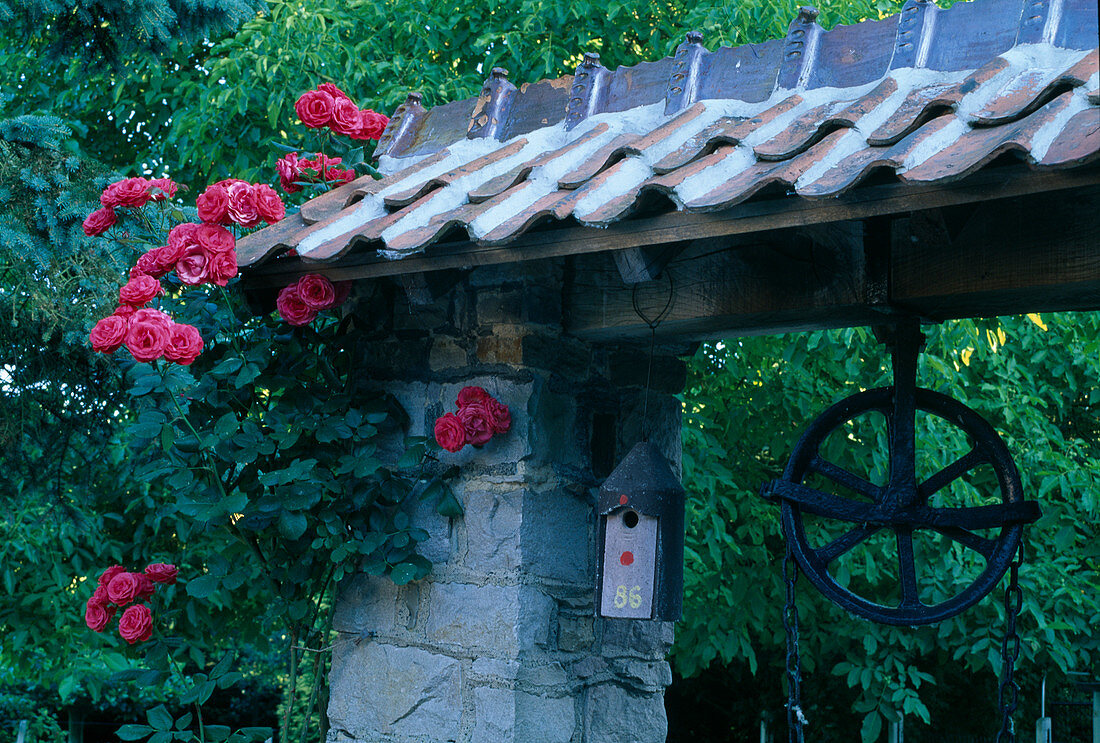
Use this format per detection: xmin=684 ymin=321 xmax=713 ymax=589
xmin=175 ymin=713 xmax=192 ymax=731
xmin=390 ymin=562 xmax=418 ymax=585
xmin=58 ymin=674 xmax=77 ymax=701
xmin=116 ymin=725 xmax=155 ymax=742
xmin=860 ymin=711 xmax=882 ymax=743
xmin=279 ymin=511 xmax=308 ymax=540
xmin=436 ymin=490 xmax=464 ymax=518
xmin=186 ymin=574 xmax=219 ymax=599
xmin=147 ymin=705 xmax=173 ymax=731
xmin=210 ymin=652 xmax=234 ymax=680
xmin=204 ymin=727 xmax=232 ymax=743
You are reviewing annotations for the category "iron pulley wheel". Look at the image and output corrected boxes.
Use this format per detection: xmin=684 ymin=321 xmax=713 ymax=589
xmin=765 ymin=385 xmax=1038 ymax=625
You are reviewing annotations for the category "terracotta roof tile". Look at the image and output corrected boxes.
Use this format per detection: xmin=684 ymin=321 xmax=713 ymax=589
xmin=237 ymin=0 xmax=1100 ymax=271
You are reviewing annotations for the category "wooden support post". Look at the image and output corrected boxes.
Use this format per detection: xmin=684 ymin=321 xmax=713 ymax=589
xmin=67 ymin=710 xmax=84 ymax=743
xmin=888 ymin=716 xmax=904 ymax=743
xmin=15 ymin=721 xmax=28 ymax=743
xmin=1092 ymin=689 xmax=1099 ymax=743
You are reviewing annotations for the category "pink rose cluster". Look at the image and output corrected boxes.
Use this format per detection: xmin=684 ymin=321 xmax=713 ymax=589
xmin=276 ymin=273 xmax=352 ymax=326
xmin=276 ymin=152 xmax=356 ymax=194
xmin=83 ymin=176 xmax=179 ymax=237
xmin=294 ymin=83 xmax=389 ymax=141
xmin=196 ymin=178 xmax=286 ymax=229
xmin=433 ymin=386 xmax=511 ymax=453
xmin=87 ymin=177 xmax=286 ymax=364
xmin=84 ymin=563 xmax=178 ymax=645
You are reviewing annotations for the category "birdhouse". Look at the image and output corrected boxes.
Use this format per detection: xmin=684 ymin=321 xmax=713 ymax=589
xmin=597 ymin=441 xmax=685 ymax=621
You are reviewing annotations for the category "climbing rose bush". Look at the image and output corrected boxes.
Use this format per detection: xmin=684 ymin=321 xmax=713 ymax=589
xmin=85 ymin=563 xmax=177 ymax=644
xmin=294 ymin=83 xmax=389 ymax=141
xmin=434 ymin=386 xmax=511 ymax=452
xmin=86 ymin=174 xmax=289 ymax=364
xmin=276 ymin=273 xmax=351 ymax=326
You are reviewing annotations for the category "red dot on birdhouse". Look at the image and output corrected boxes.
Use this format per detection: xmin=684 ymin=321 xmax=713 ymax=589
xmin=618 ymin=494 xmax=629 ymax=505
xmin=620 ymin=551 xmax=634 ymax=566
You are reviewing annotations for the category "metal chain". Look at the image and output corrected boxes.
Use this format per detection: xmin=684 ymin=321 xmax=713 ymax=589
xmin=782 ymin=539 xmax=807 ymax=743
xmin=995 ymin=541 xmax=1025 ymax=743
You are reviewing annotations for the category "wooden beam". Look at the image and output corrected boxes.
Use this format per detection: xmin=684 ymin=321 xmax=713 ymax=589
xmin=565 ymin=186 xmax=1100 ymax=342
xmin=891 ymin=187 xmax=1100 ymax=319
xmin=242 ymin=165 xmax=1100 ymax=289
xmin=565 ymin=225 xmax=885 ymax=341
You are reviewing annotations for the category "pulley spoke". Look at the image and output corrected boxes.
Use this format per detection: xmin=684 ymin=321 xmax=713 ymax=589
xmin=816 ymin=525 xmax=881 ymax=564
xmin=931 ymin=526 xmax=996 ymax=559
xmin=896 ymin=528 xmax=920 ymax=607
xmin=809 ymin=456 xmax=882 ymax=501
xmin=919 ymin=448 xmax=985 ymax=500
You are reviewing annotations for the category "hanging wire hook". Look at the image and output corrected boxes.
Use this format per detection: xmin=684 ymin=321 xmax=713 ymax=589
xmin=630 ymin=272 xmax=675 ymax=441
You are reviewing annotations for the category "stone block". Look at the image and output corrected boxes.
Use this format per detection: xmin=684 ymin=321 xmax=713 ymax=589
xmin=523 ymin=332 xmax=591 ymax=379
xmin=515 ymin=692 xmax=576 ymax=743
xmin=463 ymin=489 xmax=523 ymax=572
xmin=409 ymin=491 xmax=454 ymax=565
xmin=327 ymin=642 xmax=460 ymax=741
xmin=600 ymin=619 xmax=675 ymax=660
xmin=332 ymin=574 xmax=399 ymax=636
xmin=424 ymin=583 xmax=552 ymax=656
xmin=521 ymin=489 xmax=593 ymax=583
xmin=583 ymin=684 xmax=667 ymax=743
xmin=472 ymin=686 xmax=515 ymax=743
xmin=477 ymin=331 xmax=525 ymax=365
xmin=476 ymin=289 xmax=523 ymax=326
xmin=516 ymin=661 xmax=568 ymax=689
xmin=558 ymin=615 xmax=595 ymax=653
xmin=429 ymin=336 xmax=469 ymax=371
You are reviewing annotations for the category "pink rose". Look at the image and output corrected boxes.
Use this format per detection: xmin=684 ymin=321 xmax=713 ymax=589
xmin=118 ymin=274 xmax=163 ymax=307
xmin=457 ymin=386 xmax=491 ymax=407
xmin=317 ymin=82 xmax=350 ymax=100
xmin=457 ymin=403 xmax=494 ymax=446
xmin=131 ymin=308 xmax=173 ymax=328
xmin=90 ymin=315 xmax=129 ymax=354
xmin=276 ymin=152 xmax=301 ymax=193
xmin=83 ymin=207 xmax=117 ymax=236
xmin=148 ymin=178 xmax=178 ymax=201
xmin=167 ymin=223 xmax=200 ymax=253
xmin=106 ymin=572 xmax=143 ymax=606
xmin=195 ymin=223 xmax=235 ymax=253
xmin=113 ymin=305 xmax=137 ymax=320
xmin=434 ymin=413 xmax=467 ymax=452
xmin=196 ymin=183 xmax=231 ymax=224
xmin=276 ymin=285 xmax=318 ymax=326
xmin=145 ymin=246 xmax=178 ymax=275
xmin=297 ymin=274 xmax=336 ymax=310
xmin=227 ymin=182 xmax=260 ymax=228
xmin=206 ymin=251 xmax=239 ymax=287
xmin=118 ymin=604 xmax=153 ymax=644
xmin=144 ymin=563 xmax=178 ymax=584
xmin=176 ymin=244 xmax=209 ymax=286
xmin=253 ymin=184 xmax=285 ymax=224
xmin=91 ymin=584 xmax=110 ymax=605
xmin=486 ymin=397 xmax=511 ymax=434
xmin=125 ymin=313 xmax=171 ymax=362
xmin=163 ymin=323 xmax=204 ymax=365
xmin=130 ymin=251 xmax=168 ymax=280
xmin=85 ymin=598 xmax=115 ymax=632
xmin=295 ymin=89 xmax=335 ymax=128
xmin=355 ymin=110 xmax=390 ymax=140
xmin=101 ymin=178 xmax=151 ymax=209
xmin=135 ymin=574 xmax=156 ymax=600
xmin=98 ymin=565 xmax=127 ymax=588
xmin=330 ymin=97 xmax=361 ymax=136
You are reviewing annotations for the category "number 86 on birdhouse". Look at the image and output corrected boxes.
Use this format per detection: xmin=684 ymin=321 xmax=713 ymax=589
xmin=596 ymin=441 xmax=685 ymax=621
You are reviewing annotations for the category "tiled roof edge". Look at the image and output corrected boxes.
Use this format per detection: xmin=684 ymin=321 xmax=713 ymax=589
xmin=376 ymin=0 xmax=1097 ymax=161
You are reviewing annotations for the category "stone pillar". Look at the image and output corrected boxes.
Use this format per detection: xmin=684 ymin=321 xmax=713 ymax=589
xmin=327 ymin=260 xmax=684 ymax=743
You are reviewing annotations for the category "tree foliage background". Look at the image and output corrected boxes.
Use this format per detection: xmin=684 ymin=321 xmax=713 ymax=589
xmin=2 ymin=0 xmax=1098 ymax=741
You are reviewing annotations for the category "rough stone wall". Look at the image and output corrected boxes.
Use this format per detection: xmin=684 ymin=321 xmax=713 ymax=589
xmin=327 ymin=259 xmax=685 ymax=743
